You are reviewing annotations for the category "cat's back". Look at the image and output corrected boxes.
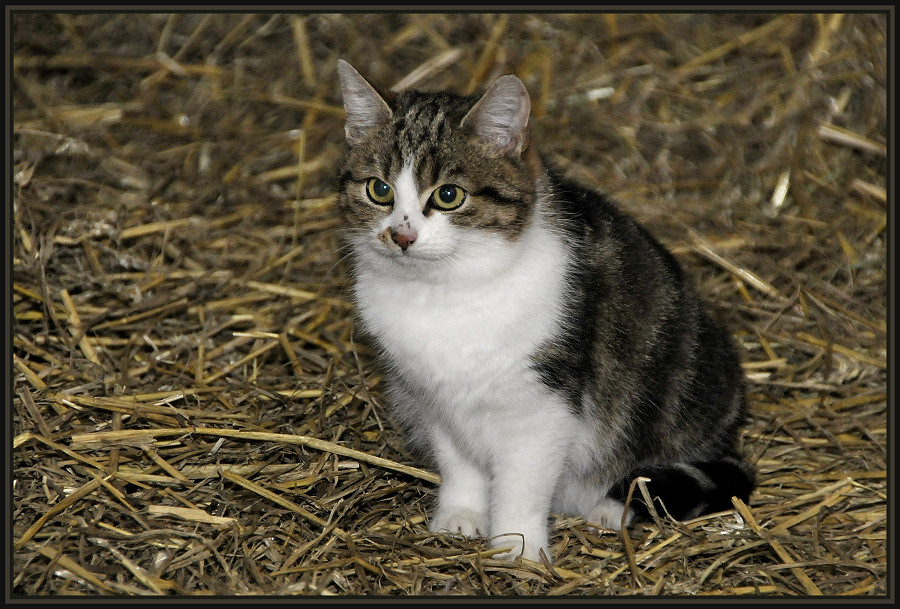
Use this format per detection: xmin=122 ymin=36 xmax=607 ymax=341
xmin=546 ymin=169 xmax=685 ymax=286
xmin=538 ymin=168 xmax=746 ymax=463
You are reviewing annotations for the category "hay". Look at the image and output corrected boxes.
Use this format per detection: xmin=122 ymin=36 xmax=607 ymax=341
xmin=11 ymin=11 xmax=888 ymax=597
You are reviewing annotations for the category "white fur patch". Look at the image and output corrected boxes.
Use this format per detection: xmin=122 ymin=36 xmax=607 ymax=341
xmin=389 ymin=163 xmax=422 ymax=221
xmin=355 ymin=205 xmax=570 ymax=397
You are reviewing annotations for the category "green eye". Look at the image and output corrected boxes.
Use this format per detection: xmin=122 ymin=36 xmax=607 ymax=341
xmin=430 ymin=184 xmax=466 ymax=211
xmin=366 ymin=178 xmax=394 ymax=205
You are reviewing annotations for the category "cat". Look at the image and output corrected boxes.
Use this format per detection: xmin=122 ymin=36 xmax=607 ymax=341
xmin=334 ymin=59 xmax=755 ymax=563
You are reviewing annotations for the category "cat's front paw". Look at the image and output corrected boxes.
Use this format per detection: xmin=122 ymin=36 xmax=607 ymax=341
xmin=430 ymin=507 xmax=489 ymax=538
xmin=587 ymin=497 xmax=635 ymax=531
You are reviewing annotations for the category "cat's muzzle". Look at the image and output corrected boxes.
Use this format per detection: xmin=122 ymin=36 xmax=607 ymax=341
xmin=380 ymin=226 xmax=418 ymax=252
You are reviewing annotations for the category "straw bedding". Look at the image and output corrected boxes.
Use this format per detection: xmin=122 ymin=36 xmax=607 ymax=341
xmin=11 ymin=11 xmax=888 ymax=597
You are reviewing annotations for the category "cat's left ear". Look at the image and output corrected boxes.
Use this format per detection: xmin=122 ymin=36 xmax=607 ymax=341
xmin=337 ymin=59 xmax=392 ymax=145
xmin=461 ymin=75 xmax=531 ymax=156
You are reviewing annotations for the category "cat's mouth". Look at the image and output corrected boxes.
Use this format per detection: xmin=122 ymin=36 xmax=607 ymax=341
xmin=377 ymin=243 xmax=444 ymax=263
xmin=359 ymin=235 xmax=447 ymax=265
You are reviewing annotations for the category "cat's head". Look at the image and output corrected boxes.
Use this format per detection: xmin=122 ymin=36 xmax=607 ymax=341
xmin=336 ymin=59 xmax=542 ymax=280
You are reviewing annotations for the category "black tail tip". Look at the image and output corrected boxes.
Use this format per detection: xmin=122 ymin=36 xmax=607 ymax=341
xmin=609 ymin=456 xmax=756 ymax=523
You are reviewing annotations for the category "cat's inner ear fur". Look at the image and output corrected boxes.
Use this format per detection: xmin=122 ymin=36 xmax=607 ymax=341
xmin=337 ymin=59 xmax=392 ymax=145
xmin=461 ymin=74 xmax=531 ymax=156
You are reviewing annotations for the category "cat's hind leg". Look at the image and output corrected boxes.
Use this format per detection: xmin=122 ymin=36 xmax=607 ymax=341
xmin=553 ymin=470 xmax=635 ymax=532
xmin=586 ymin=497 xmax=635 ymax=531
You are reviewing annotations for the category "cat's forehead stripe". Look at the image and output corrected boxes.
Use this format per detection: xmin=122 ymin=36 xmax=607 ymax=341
xmin=390 ymin=106 xmax=451 ymax=188
xmin=390 ymin=93 xmax=468 ymax=166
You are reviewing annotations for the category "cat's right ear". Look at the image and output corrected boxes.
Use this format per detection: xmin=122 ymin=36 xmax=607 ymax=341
xmin=337 ymin=59 xmax=392 ymax=145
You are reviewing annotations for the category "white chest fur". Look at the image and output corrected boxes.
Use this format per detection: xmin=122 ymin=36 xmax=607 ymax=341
xmin=353 ymin=214 xmax=569 ymax=419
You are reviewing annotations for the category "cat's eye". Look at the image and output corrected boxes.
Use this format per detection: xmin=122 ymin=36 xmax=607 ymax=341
xmin=430 ymin=184 xmax=467 ymax=211
xmin=366 ymin=178 xmax=394 ymax=205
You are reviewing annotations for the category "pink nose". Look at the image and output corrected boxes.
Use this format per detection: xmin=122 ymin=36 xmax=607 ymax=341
xmin=391 ymin=228 xmax=417 ymax=251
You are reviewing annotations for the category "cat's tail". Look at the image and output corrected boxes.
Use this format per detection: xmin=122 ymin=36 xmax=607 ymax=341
xmin=607 ymin=456 xmax=756 ymax=524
